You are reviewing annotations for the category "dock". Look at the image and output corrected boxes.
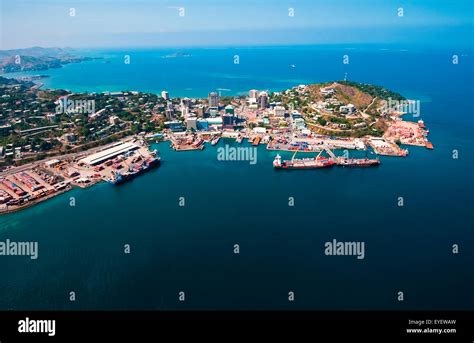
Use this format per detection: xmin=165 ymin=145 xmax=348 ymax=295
xmin=170 ymin=134 xmax=205 ymax=151
xmin=0 ymin=138 xmax=158 ymax=214
xmin=368 ymin=138 xmax=408 ymax=157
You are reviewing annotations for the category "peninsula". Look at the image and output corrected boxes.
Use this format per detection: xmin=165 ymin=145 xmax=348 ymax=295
xmin=0 ymin=76 xmax=432 ymax=214
xmin=0 ymin=47 xmax=98 ymax=73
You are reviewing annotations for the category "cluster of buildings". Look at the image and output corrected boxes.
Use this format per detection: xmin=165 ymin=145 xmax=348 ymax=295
xmin=317 ymin=86 xmax=357 ymax=116
xmin=162 ymin=90 xmax=244 ymax=133
xmin=162 ymin=88 xmax=285 ymax=134
xmin=160 ymin=87 xmax=326 ymax=151
xmin=247 ymin=89 xmax=269 ymax=110
xmin=0 ymin=81 xmax=162 ymax=167
xmin=2 ymin=76 xmax=316 ymax=168
xmin=2 ymin=76 xmax=429 ymax=173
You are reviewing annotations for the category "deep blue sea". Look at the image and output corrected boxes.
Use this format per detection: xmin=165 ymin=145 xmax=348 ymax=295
xmin=0 ymin=45 xmax=473 ymax=310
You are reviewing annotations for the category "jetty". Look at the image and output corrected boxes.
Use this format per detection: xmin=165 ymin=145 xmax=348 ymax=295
xmin=0 ymin=139 xmax=158 ymax=214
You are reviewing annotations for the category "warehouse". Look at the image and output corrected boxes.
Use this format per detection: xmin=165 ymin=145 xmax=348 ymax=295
xmin=79 ymin=142 xmax=138 ymax=166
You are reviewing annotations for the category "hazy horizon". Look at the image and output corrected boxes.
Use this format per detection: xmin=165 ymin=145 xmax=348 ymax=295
xmin=1 ymin=0 xmax=472 ymax=50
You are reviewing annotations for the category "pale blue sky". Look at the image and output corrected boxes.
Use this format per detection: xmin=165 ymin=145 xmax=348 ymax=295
xmin=1 ymin=0 xmax=472 ymax=49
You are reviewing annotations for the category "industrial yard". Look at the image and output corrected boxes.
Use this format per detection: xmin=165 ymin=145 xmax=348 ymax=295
xmin=0 ymin=138 xmax=158 ymax=214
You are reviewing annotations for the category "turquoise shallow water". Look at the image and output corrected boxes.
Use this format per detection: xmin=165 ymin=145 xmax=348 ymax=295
xmin=0 ymin=45 xmax=473 ymax=310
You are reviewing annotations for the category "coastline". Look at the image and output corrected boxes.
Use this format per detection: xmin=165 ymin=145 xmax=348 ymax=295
xmin=1 ymin=0 xmax=473 ymax=314
xmin=0 ymin=77 xmax=433 ymax=214
xmin=0 ymin=137 xmax=158 ymax=215
xmin=0 ymin=185 xmax=72 ymax=215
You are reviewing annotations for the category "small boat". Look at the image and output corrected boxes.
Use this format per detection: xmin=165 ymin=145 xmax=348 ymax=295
xmin=211 ymin=136 xmax=220 ymax=146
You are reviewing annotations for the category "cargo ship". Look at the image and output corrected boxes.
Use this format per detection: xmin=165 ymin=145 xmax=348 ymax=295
xmin=273 ymin=152 xmax=335 ymax=169
xmin=336 ymin=157 xmax=380 ymax=167
xmin=107 ymin=156 xmax=160 ymax=185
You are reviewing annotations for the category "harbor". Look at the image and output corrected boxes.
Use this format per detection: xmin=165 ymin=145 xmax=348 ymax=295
xmin=0 ymin=6 xmax=470 ymax=315
xmin=0 ymin=138 xmax=158 ymax=214
xmin=0 ymin=125 xmax=429 ymax=214
xmin=0 ymin=79 xmax=436 ymax=214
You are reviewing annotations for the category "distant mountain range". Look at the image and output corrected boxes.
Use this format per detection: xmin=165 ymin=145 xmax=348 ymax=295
xmin=0 ymin=47 xmax=99 ymax=73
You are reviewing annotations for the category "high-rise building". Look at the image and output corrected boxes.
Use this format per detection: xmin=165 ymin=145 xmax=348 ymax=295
xmin=259 ymin=91 xmax=268 ymax=109
xmin=186 ymin=116 xmax=197 ymax=130
xmin=222 ymin=114 xmax=234 ymax=129
xmin=161 ymin=90 xmax=169 ymax=100
xmin=249 ymin=89 xmax=259 ymax=99
xmin=182 ymin=97 xmax=191 ymax=107
xmin=182 ymin=106 xmax=189 ymax=117
xmin=165 ymin=102 xmax=174 ymax=120
xmin=195 ymin=105 xmax=205 ymax=117
xmin=208 ymin=92 xmax=219 ymax=107
xmin=225 ymin=105 xmax=234 ymax=115
xmin=165 ymin=109 xmax=174 ymax=120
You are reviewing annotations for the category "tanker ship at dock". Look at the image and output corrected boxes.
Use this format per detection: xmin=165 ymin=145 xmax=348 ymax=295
xmin=273 ymin=151 xmax=335 ymax=169
xmin=273 ymin=147 xmax=381 ymax=170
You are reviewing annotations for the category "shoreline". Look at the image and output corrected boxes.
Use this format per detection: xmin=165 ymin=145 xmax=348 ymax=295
xmin=0 ymin=185 xmax=72 ymax=215
xmin=0 ymin=76 xmax=432 ymax=215
xmin=0 ymin=137 xmax=158 ymax=216
xmin=0 ymin=136 xmax=433 ymax=216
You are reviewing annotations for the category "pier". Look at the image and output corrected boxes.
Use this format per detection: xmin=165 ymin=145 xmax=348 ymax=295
xmin=169 ymin=133 xmax=205 ymax=151
xmin=0 ymin=138 xmax=158 ymax=214
xmin=368 ymin=138 xmax=408 ymax=157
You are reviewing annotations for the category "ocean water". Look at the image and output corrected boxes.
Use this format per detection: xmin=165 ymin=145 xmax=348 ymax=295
xmin=0 ymin=45 xmax=473 ymax=310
